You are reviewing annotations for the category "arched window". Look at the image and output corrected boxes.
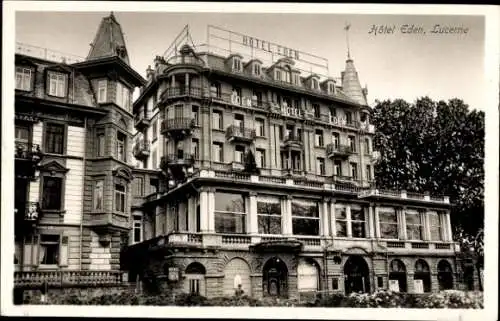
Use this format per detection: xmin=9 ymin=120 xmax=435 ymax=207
xmin=297 ymin=258 xmax=320 ymax=293
xmin=223 ymin=258 xmax=252 ymax=297
xmin=437 ymin=260 xmax=454 ymax=290
xmin=389 ymin=259 xmax=407 ymax=292
xmin=343 ymin=255 xmax=370 ymax=294
xmin=414 ymin=259 xmax=431 ymax=293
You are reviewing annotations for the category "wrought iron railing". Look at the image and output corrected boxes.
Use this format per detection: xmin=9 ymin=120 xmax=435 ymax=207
xmin=326 ymin=143 xmax=353 ymax=156
xmin=133 ymin=139 xmax=150 ymax=156
xmin=161 ymin=117 xmax=195 ymax=132
xmin=15 ymin=142 xmax=42 ymax=161
xmin=225 ymin=125 xmax=256 ymax=141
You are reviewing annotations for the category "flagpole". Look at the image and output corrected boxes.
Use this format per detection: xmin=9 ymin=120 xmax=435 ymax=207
xmin=345 ymin=23 xmax=351 ymax=59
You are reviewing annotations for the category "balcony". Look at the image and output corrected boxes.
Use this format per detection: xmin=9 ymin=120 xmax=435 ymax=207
xmin=134 ymin=111 xmax=151 ymax=131
xmin=326 ymin=143 xmax=353 ymax=158
xmin=160 ymin=154 xmax=195 ymax=172
xmin=225 ymin=125 xmax=256 ymax=143
xmin=161 ymin=87 xmax=203 ymax=102
xmin=161 ymin=117 xmax=195 ymax=139
xmin=133 ymin=139 xmax=150 ymax=160
xmin=14 ymin=270 xmax=127 ymax=289
xmin=15 ymin=142 xmax=43 ymax=163
xmin=281 ymin=134 xmax=303 ymax=150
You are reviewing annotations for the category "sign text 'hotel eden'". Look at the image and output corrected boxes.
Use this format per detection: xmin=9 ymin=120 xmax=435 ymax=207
xmin=242 ymin=35 xmax=300 ymax=60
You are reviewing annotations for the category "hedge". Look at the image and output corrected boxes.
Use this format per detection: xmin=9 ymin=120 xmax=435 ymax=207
xmin=22 ymin=289 xmax=483 ymax=308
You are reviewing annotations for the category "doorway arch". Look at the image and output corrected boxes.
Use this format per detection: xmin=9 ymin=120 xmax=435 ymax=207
xmin=262 ymin=257 xmax=288 ymax=298
xmin=437 ymin=260 xmax=454 ymax=290
xmin=343 ymin=255 xmax=370 ymax=294
xmin=414 ymin=259 xmax=431 ymax=293
xmin=389 ymin=259 xmax=407 ymax=292
xmin=185 ymin=262 xmax=206 ymax=296
xmin=297 ymin=258 xmax=320 ymax=293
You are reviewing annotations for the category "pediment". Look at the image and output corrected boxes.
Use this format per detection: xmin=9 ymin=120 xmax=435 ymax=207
xmin=39 ymin=160 xmax=69 ymax=173
xmin=112 ymin=166 xmax=133 ymax=181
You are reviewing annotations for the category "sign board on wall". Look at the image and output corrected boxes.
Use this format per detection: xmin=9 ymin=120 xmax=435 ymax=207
xmin=389 ymin=279 xmax=400 ymax=292
xmin=413 ymin=279 xmax=424 ymax=294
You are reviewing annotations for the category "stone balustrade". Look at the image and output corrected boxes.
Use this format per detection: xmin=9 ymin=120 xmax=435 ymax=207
xmin=14 ymin=270 xmax=126 ymax=288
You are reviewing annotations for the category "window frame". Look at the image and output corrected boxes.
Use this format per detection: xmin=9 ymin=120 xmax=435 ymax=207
xmin=46 ymin=71 xmax=68 ymax=98
xmin=116 ymin=131 xmax=127 ymax=162
xmin=114 ymin=183 xmax=127 ymax=214
xmin=116 ymin=81 xmax=131 ymax=111
xmin=379 ymin=208 xmax=399 ymax=240
xmin=406 ymin=210 xmax=424 ymax=240
xmin=350 ymin=162 xmax=358 ymax=180
xmin=315 ymin=129 xmax=324 ymax=147
xmin=39 ymin=234 xmax=61 ymax=266
xmin=257 ymin=197 xmax=282 ymax=235
xmin=428 ymin=211 xmax=443 ymax=241
xmin=232 ymin=57 xmax=242 ymax=72
xmin=96 ymin=131 xmax=105 ymax=157
xmin=350 ymin=207 xmax=367 ymax=238
xmin=255 ymin=148 xmax=266 ymax=168
xmin=335 ymin=205 xmax=348 ymax=237
xmin=316 ymin=157 xmax=325 ymax=175
xmin=15 ymin=66 xmax=34 ymax=91
xmin=97 ymin=79 xmax=107 ymax=103
xmin=214 ymin=191 xmax=247 ymax=234
xmin=133 ymin=215 xmax=142 ymax=244
xmin=291 ymin=200 xmax=320 ymax=236
xmin=212 ymin=142 xmax=224 ymax=162
xmin=43 ymin=122 xmax=66 ymax=155
xmin=41 ymin=175 xmax=65 ymax=212
xmin=93 ymin=179 xmax=104 ymax=211
xmin=212 ymin=110 xmax=223 ymax=130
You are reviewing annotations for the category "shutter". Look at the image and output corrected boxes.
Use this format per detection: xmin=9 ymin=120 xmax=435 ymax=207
xmin=59 ymin=236 xmax=69 ymax=267
xmin=32 ymin=235 xmax=40 ymax=267
xmin=23 ymin=236 xmax=33 ymax=266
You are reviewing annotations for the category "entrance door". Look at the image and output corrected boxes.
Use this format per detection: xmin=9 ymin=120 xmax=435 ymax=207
xmin=343 ymin=255 xmax=370 ymax=294
xmin=263 ymin=257 xmax=288 ymax=298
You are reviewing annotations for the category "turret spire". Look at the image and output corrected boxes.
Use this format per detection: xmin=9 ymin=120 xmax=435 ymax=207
xmin=344 ymin=22 xmax=351 ymax=60
xmin=86 ymin=12 xmax=130 ymax=65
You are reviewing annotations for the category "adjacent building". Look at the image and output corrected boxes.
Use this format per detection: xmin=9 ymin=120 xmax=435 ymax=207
xmin=13 ymin=14 xmax=479 ymax=298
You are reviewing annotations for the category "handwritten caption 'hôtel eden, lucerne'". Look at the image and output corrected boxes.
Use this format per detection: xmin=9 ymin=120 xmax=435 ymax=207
xmin=368 ymin=24 xmax=469 ymax=36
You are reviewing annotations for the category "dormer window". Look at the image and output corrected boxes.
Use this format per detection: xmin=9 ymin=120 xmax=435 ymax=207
xmin=47 ymin=71 xmax=67 ymax=97
xmin=253 ymin=63 xmax=261 ymax=76
xmin=293 ymin=74 xmax=300 ymax=86
xmin=311 ymin=78 xmax=319 ymax=90
xmin=328 ymin=82 xmax=336 ymax=94
xmin=284 ymin=67 xmax=292 ymax=83
xmin=275 ymin=69 xmax=282 ymax=81
xmin=232 ymin=57 xmax=242 ymax=72
xmin=15 ymin=66 xmax=33 ymax=91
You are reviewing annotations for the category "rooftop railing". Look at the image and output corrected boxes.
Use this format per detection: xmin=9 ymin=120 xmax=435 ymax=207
xmin=16 ymin=42 xmax=85 ymax=64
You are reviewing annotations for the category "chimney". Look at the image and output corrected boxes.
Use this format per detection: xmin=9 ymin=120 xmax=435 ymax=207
xmin=146 ymin=65 xmax=155 ymax=81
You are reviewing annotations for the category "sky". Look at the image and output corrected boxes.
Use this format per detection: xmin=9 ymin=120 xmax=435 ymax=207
xmin=15 ymin=11 xmax=486 ymax=110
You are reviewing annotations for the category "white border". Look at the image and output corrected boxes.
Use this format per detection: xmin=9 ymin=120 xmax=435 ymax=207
xmin=2 ymin=2 xmax=499 ymax=320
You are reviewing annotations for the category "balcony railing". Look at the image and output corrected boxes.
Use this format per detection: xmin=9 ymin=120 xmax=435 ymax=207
xmin=15 ymin=142 xmax=43 ymax=162
xmin=225 ymin=125 xmax=256 ymax=143
xmin=160 ymin=117 xmax=195 ymax=137
xmin=134 ymin=110 xmax=151 ymax=129
xmin=166 ymin=55 xmax=205 ymax=67
xmin=23 ymin=201 xmax=41 ymax=222
xmin=161 ymin=154 xmax=195 ymax=168
xmin=16 ymin=42 xmax=85 ymax=64
xmin=14 ymin=270 xmax=126 ymax=288
xmin=162 ymin=87 xmax=204 ymax=100
xmin=326 ymin=144 xmax=353 ymax=158
xmin=133 ymin=139 xmax=151 ymax=159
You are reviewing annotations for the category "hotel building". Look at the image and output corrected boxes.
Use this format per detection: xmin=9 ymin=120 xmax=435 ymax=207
xmin=13 ymin=14 xmax=478 ymax=298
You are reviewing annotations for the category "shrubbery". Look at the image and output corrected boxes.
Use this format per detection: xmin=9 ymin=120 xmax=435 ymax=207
xmin=23 ymin=289 xmax=483 ymax=308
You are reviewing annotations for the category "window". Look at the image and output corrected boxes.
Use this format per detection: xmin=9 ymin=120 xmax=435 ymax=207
xmin=133 ymin=216 xmax=142 ymax=243
xmin=232 ymin=57 xmax=242 ymax=71
xmin=174 ymin=104 xmax=183 ymax=119
xmin=315 ymin=129 xmax=324 ymax=147
xmin=192 ymin=139 xmax=199 ymax=159
xmin=256 ymin=149 xmax=265 ymax=168
xmin=313 ymin=104 xmax=320 ymax=118
xmin=332 ymin=278 xmax=339 ymax=290
xmin=235 ymin=145 xmax=245 ymax=163
xmin=365 ymin=165 xmax=372 ymax=181
xmin=335 ymin=206 xmax=348 ymax=237
xmin=350 ymin=162 xmax=358 ymax=180
xmin=406 ymin=211 xmax=423 ymax=240
xmin=15 ymin=125 xmax=29 ymax=142
xmin=45 ymin=123 xmax=64 ymax=154
xmin=252 ymin=91 xmax=263 ymax=107
xmin=213 ymin=110 xmax=223 ymax=129
xmin=345 ymin=111 xmax=353 ymax=125
xmin=377 ymin=277 xmax=384 ymax=288
xmin=311 ymin=78 xmax=319 ymax=90
xmin=96 ymin=132 xmax=105 ymax=157
xmin=152 ymin=120 xmax=158 ymax=141
xmin=428 ymin=212 xmax=443 ymax=241
xmin=332 ymin=132 xmax=340 ymax=148
xmin=47 ymin=71 xmax=67 ymax=97
xmin=152 ymin=148 xmax=159 ymax=169
xmin=257 ymin=197 xmax=281 ymax=234
xmin=115 ymin=184 xmax=126 ymax=213
xmin=292 ymin=200 xmax=320 ymax=236
xmin=379 ymin=209 xmax=399 ymax=239
xmin=42 ymin=177 xmax=63 ymax=210
xmin=189 ymin=279 xmax=200 ymax=295
xmin=210 ymin=82 xmax=221 ymax=98
xmin=255 ymin=118 xmax=265 ymax=136
xmin=348 ymin=135 xmax=356 ymax=152
xmin=133 ymin=177 xmax=143 ymax=196
xmin=253 ymin=63 xmax=261 ymax=76
xmin=333 ymin=160 xmax=342 ymax=176
xmin=212 ymin=142 xmax=223 ymax=162
xmin=192 ymin=106 xmax=199 ymax=125
xmin=234 ymin=114 xmax=244 ymax=128
xmin=94 ymin=180 xmax=104 ymax=210
xmin=364 ymin=138 xmax=371 ymax=154
xmin=97 ymin=79 xmax=107 ymax=103
xmin=278 ymin=125 xmax=284 ymax=141
xmin=293 ymin=74 xmax=300 ymax=85
xmin=275 ymin=69 xmax=282 ymax=81
xmin=284 ymin=67 xmax=292 ymax=83
xmin=116 ymin=82 xmax=130 ymax=111
xmin=316 ymin=157 xmax=325 ymax=175
xmin=351 ymin=207 xmax=366 ymax=238
xmin=116 ymin=132 xmax=126 ymax=162
xmin=328 ymin=82 xmax=335 ymax=94
xmin=15 ymin=66 xmax=33 ymax=91
xmin=215 ymin=192 xmax=246 ymax=234
xmin=39 ymin=235 xmax=60 ymax=265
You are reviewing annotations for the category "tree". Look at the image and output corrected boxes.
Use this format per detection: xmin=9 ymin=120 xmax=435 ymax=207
xmin=243 ymin=150 xmax=260 ymax=175
xmin=372 ymin=97 xmax=484 ymax=251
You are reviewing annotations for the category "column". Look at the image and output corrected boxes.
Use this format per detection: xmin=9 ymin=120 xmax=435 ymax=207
xmin=269 ymin=124 xmax=276 ymax=169
xmin=171 ymin=74 xmax=176 ymax=87
xmin=330 ymin=201 xmax=337 ymax=237
xmin=421 ymin=209 xmax=430 ymax=241
xmin=368 ymin=204 xmax=375 ymax=238
xmin=423 ymin=210 xmax=431 ymax=241
xmin=400 ymin=207 xmax=407 ymax=240
xmin=208 ymin=188 xmax=216 ymax=233
xmin=445 ymin=211 xmax=453 ymax=242
xmin=283 ymin=196 xmax=293 ymax=236
xmin=199 ymin=188 xmax=209 ymax=232
xmin=374 ymin=205 xmax=381 ymax=238
xmin=346 ymin=205 xmax=352 ymax=238
xmin=187 ymin=197 xmax=195 ymax=232
xmin=321 ymin=198 xmax=330 ymax=237
xmin=249 ymin=192 xmax=258 ymax=235
xmin=185 ymin=73 xmax=190 ymax=89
